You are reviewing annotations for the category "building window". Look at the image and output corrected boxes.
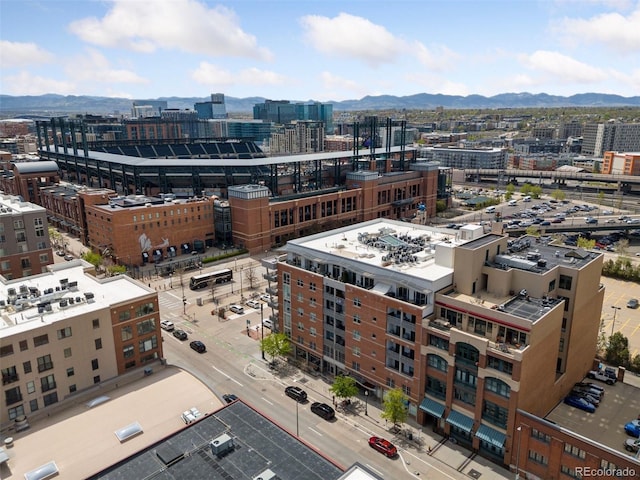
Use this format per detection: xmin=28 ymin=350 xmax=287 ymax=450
xmin=427 ymin=354 xmax=448 ymax=373
xmin=26 ymin=381 xmax=35 ymax=394
xmin=0 ymin=344 xmax=14 ymax=357
xmin=487 ymin=356 xmax=513 ymax=375
xmin=93 ymin=376 xmax=101 ymax=384
xmin=353 ymin=330 xmax=361 ymax=341
xmin=57 ymin=327 xmax=72 ymax=340
xmin=352 ymin=361 xmax=360 ymax=371
xmin=563 ymin=443 xmax=586 ymax=459
xmin=560 ymin=465 xmax=581 ymax=479
xmin=559 ymin=274 xmax=572 ymax=290
xmin=4 ymin=386 xmax=22 ymax=405
xmin=67 ymin=367 xmax=74 ymax=377
xmin=19 ymin=340 xmax=28 ymax=351
xmin=8 ymin=404 xmax=25 ymax=420
xmin=455 ymin=367 xmax=477 ymax=387
xmin=138 ymin=335 xmax=158 ymax=353
xmin=429 ymin=335 xmax=449 ymax=351
xmin=40 ymin=374 xmax=56 ymax=392
xmin=528 ymin=450 xmax=548 ymax=465
xmin=33 ymin=334 xmax=49 ymax=347
xmin=309 ymin=312 xmax=316 ymax=322
xmin=29 ymin=399 xmax=39 ymax=412
xmin=43 ymin=392 xmax=58 ymax=406
xmin=485 ymin=377 xmax=511 ymax=398
xmin=353 ymin=314 xmax=361 ymax=324
xmin=136 ymin=318 xmax=156 ymax=336
xmin=297 ymin=279 xmax=304 ymax=287
xmin=95 ymin=338 xmax=102 ymax=350
xmin=297 ymin=322 xmax=304 ymax=331
xmin=92 ymin=318 xmax=100 ymax=329
xmin=123 ymin=345 xmax=135 ymax=358
xmin=309 ymin=282 xmax=316 ymax=291
xmin=482 ymin=400 xmax=508 ymax=428
xmin=2 ymin=366 xmax=19 ymax=385
xmin=353 ymin=346 xmax=360 ymax=357
xmin=402 ymin=385 xmax=411 ymax=397
xmin=23 ymin=361 xmax=32 ymax=374
xmin=386 ymin=378 xmax=395 ymax=388
xmin=454 ymin=387 xmax=476 ymax=406
xmin=297 ymin=307 xmax=304 ymax=317
xmin=353 ymin=298 xmax=361 ymax=307
xmin=64 ymin=347 xmax=72 ymax=358
xmin=121 ymin=326 xmax=133 ymax=341
xmin=531 ymin=429 xmax=551 ymax=443
xmin=119 ymin=311 xmax=131 ymax=322
xmin=426 ymin=376 xmax=446 ymax=399
xmin=91 ymin=359 xmax=99 ymax=370
xmin=37 ymin=354 xmax=53 ymax=372
xmin=309 ymin=327 xmax=317 ymax=337
xmin=69 ymin=384 xmax=77 ymax=394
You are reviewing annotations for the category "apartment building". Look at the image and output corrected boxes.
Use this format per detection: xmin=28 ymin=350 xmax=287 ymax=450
xmin=0 ymin=193 xmax=54 ymax=280
xmin=582 ymin=123 xmax=640 ymax=157
xmin=276 ymin=219 xmax=605 ymax=467
xmin=602 ymin=151 xmax=640 ymax=176
xmin=418 ymin=146 xmax=508 ymax=169
xmin=0 ymin=261 xmax=162 ymax=430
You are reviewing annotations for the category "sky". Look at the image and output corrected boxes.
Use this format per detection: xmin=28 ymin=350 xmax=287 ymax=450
xmin=1 ymin=0 xmax=640 ymax=102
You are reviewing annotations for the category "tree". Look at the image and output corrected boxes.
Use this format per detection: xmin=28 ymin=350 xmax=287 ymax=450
xmin=380 ymin=388 xmax=408 ymax=430
xmin=244 ymin=266 xmax=258 ymax=290
xmin=614 ymin=239 xmax=629 ymax=256
xmin=605 ymin=332 xmax=630 ymax=367
xmin=525 ymin=225 xmax=540 ymax=237
xmin=506 ymin=183 xmax=516 ymax=195
xmin=82 ymin=251 xmax=103 ymax=269
xmin=530 ymin=185 xmax=543 ymax=198
xmin=551 ymin=189 xmax=566 ymax=202
xmin=107 ymin=265 xmax=127 ymax=276
xmin=436 ymin=199 xmax=447 ymax=213
xmin=577 ymin=237 xmax=596 ymax=250
xmin=520 ymin=184 xmax=532 ymax=195
xmin=630 ymin=354 xmax=640 ymax=374
xmin=49 ymin=227 xmax=63 ymax=251
xmin=329 ymin=375 xmax=359 ymax=405
xmin=260 ymin=332 xmax=291 ymax=365
xmin=595 ymin=318 xmax=607 ymax=359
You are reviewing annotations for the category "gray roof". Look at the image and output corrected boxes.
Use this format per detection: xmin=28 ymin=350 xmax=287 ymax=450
xmin=88 ymin=401 xmax=344 ymax=480
xmin=12 ymin=160 xmax=59 ymax=173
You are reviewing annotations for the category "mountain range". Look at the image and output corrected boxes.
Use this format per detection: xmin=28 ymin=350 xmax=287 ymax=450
xmin=1 ymin=92 xmax=639 ymax=117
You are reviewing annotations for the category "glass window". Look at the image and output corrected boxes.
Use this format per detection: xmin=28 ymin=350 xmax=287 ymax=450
xmin=427 ymin=354 xmax=448 ymax=372
xmin=33 ymin=334 xmax=49 ymax=347
xmin=57 ymin=327 xmax=72 ymax=340
xmin=22 ymin=361 xmax=32 ymax=374
xmin=485 ymin=377 xmax=511 ymax=398
xmin=138 ymin=335 xmax=158 ymax=353
xmin=37 ymin=354 xmax=53 ymax=373
xmin=136 ymin=318 xmax=156 ymax=336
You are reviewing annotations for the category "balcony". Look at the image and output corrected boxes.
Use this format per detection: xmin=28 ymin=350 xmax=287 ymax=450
xmin=263 ymin=271 xmax=277 ymax=282
xmin=427 ymin=319 xmax=452 ymax=331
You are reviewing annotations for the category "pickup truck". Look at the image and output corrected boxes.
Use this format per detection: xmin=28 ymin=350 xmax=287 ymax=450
xmin=586 ymin=369 xmax=616 ymax=385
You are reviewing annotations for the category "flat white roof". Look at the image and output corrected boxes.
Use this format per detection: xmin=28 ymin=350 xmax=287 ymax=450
xmin=0 ymin=262 xmax=153 ymax=337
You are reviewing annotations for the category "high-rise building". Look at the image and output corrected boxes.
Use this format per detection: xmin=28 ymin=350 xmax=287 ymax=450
xmin=253 ymin=100 xmax=333 ymax=134
xmin=0 ymin=193 xmax=54 ymax=280
xmin=194 ymin=93 xmax=227 ymax=120
xmin=582 ymin=122 xmax=640 ymax=156
xmin=275 ymin=220 xmax=604 ymax=466
xmin=131 ymin=100 xmax=168 ymax=118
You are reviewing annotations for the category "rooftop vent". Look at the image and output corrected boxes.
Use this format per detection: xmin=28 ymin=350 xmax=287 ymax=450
xmin=210 ymin=433 xmax=234 ymax=457
xmin=253 ymin=469 xmax=278 ymax=480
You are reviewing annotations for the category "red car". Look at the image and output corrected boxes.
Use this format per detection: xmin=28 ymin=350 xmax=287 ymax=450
xmin=368 ymin=436 xmax=397 ymax=457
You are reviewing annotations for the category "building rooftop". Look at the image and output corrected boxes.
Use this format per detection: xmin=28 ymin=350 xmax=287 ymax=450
xmin=0 ymin=262 xmax=153 ymax=336
xmin=90 ymin=400 xmax=345 ymax=480
xmin=0 ymin=194 xmax=46 ymax=215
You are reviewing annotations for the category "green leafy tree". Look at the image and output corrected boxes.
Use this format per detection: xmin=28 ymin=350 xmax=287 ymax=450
xmin=506 ymin=183 xmax=516 ymax=195
xmin=577 ymin=237 xmax=596 ymax=250
xmin=551 ymin=189 xmax=566 ymax=202
xmin=630 ymin=354 xmax=640 ymax=374
xmin=260 ymin=332 xmax=291 ymax=365
xmin=614 ymin=239 xmax=629 ymax=256
xmin=595 ymin=318 xmax=607 ymax=359
xmin=525 ymin=225 xmax=540 ymax=237
xmin=530 ymin=185 xmax=543 ymax=198
xmin=436 ymin=199 xmax=447 ymax=213
xmin=605 ymin=332 xmax=630 ymax=367
xmin=107 ymin=265 xmax=127 ymax=276
xmin=48 ymin=227 xmax=63 ymax=250
xmin=380 ymin=388 xmax=408 ymax=430
xmin=520 ymin=184 xmax=532 ymax=195
xmin=82 ymin=251 xmax=103 ymax=268
xmin=329 ymin=376 xmax=359 ymax=404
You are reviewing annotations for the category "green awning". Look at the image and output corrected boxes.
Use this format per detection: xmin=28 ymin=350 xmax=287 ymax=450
xmin=475 ymin=424 xmax=506 ymax=448
xmin=419 ymin=397 xmax=445 ymax=418
xmin=446 ymin=410 xmax=474 ymax=433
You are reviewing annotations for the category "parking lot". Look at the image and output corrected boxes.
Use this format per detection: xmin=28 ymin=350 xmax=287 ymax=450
xmin=546 ymin=377 xmax=640 ymax=456
xmin=601 ymin=276 xmax=640 ymax=359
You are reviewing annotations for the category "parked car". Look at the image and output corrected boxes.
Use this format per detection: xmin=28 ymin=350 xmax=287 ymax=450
xmin=310 ymin=402 xmax=335 ymax=420
xmin=564 ymin=396 xmax=596 ymax=413
xmin=189 ymin=340 xmax=206 ymax=353
xmin=368 ymin=436 xmax=397 ymax=458
xmin=222 ymin=393 xmax=238 ymax=404
xmin=64 ymin=254 xmax=74 ymax=261
xmin=625 ymin=420 xmax=640 ymax=437
xmin=260 ymin=294 xmax=273 ymax=302
xmin=229 ymin=304 xmax=245 ymax=314
xmin=160 ymin=320 xmax=175 ymax=331
xmin=572 ymin=385 xmax=603 ymax=399
xmin=569 ymin=390 xmax=600 ymax=406
xmin=625 ymin=438 xmax=640 ymax=453
xmin=284 ymin=386 xmax=307 ymax=402
xmin=585 ymin=217 xmax=598 ymax=224
xmin=262 ymin=318 xmax=274 ymax=330
xmin=245 ymin=300 xmax=261 ymax=309
xmin=574 ymin=382 xmax=605 ymax=394
xmin=586 ymin=369 xmax=616 ymax=385
xmin=172 ymin=329 xmax=188 ymax=340
xmin=627 ymin=298 xmax=639 ymax=309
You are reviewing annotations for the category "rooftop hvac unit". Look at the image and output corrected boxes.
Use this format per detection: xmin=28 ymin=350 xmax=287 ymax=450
xmin=210 ymin=433 xmax=234 ymax=457
xmin=253 ymin=469 xmax=277 ymax=480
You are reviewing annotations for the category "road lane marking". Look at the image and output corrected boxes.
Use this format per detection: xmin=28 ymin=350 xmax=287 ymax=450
xmin=262 ymin=397 xmax=274 ymax=405
xmin=365 ymin=464 xmax=383 ymax=477
xmin=308 ymin=427 xmax=323 ymax=436
xmin=212 ymin=365 xmax=243 ymax=387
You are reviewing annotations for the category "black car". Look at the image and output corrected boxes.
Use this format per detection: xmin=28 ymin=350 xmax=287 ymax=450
xmin=222 ymin=393 xmax=238 ymax=404
xmin=172 ymin=329 xmax=188 ymax=340
xmin=284 ymin=386 xmax=307 ymax=402
xmin=189 ymin=340 xmax=206 ymax=353
xmin=310 ymin=402 xmax=335 ymax=420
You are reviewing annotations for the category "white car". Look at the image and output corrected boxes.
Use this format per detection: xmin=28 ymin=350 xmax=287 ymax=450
xmin=245 ymin=300 xmax=260 ymax=309
xmin=262 ymin=318 xmax=274 ymax=329
xmin=229 ymin=304 xmax=245 ymax=314
xmin=160 ymin=320 xmax=175 ymax=331
xmin=260 ymin=294 xmax=272 ymax=302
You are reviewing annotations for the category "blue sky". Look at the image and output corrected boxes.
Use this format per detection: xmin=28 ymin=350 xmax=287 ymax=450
xmin=1 ymin=0 xmax=639 ymax=101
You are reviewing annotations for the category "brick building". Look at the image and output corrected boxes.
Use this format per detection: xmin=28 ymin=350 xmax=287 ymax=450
xmin=602 ymin=151 xmax=640 ymax=176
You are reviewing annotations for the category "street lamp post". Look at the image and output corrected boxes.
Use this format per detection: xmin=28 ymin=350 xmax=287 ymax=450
xmin=364 ymin=390 xmax=369 ymax=416
xmin=169 ymin=273 xmax=173 ymax=289
xmin=611 ymin=306 xmax=621 ymax=337
xmin=260 ymin=303 xmax=265 ymax=360
xmin=515 ymin=425 xmax=522 ymax=480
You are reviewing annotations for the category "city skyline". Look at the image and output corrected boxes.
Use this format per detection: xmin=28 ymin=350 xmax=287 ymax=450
xmin=1 ymin=0 xmax=639 ymax=101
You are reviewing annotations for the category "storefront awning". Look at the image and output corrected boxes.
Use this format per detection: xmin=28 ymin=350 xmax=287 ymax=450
xmin=475 ymin=424 xmax=506 ymax=448
xmin=419 ymin=397 xmax=445 ymax=418
xmin=446 ymin=410 xmax=474 ymax=433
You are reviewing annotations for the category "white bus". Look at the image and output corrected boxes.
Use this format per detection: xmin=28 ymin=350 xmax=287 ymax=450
xmin=189 ymin=268 xmax=233 ymax=290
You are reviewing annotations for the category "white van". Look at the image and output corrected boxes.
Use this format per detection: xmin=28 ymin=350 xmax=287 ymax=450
xmin=508 ymin=200 xmax=517 ymax=206
xmin=523 ymin=196 xmax=532 ymax=202
xmin=485 ymin=206 xmax=496 ymax=213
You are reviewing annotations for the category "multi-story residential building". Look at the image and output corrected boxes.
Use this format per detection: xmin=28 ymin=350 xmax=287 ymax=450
xmin=0 ymin=193 xmax=53 ymax=280
xmin=0 ymin=160 xmax=60 ymax=206
xmin=275 ymin=219 xmax=605 ymax=468
xmin=131 ymin=99 xmax=168 ymax=118
xmin=0 ymin=261 xmax=162 ymax=429
xmin=269 ymin=121 xmax=325 ymax=154
xmin=419 ymin=146 xmax=507 ymax=169
xmin=602 ymin=151 xmax=640 ymax=176
xmin=582 ymin=122 xmax=640 ymax=157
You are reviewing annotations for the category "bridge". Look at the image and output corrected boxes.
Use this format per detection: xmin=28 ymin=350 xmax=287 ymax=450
xmin=501 ymin=218 xmax=640 ymax=236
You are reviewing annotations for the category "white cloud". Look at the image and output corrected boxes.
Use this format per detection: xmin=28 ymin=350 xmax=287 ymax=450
xmin=2 ymin=71 xmax=76 ymax=95
xmin=68 ymin=0 xmax=272 ymax=60
xmin=67 ymin=48 xmax=149 ymax=84
xmin=558 ymin=4 xmax=640 ymax=53
xmin=191 ymin=62 xmax=287 ymax=87
xmin=413 ymin=42 xmax=460 ymax=72
xmin=0 ymin=41 xmax=54 ymax=67
xmin=300 ymin=13 xmax=406 ymax=66
xmin=519 ymin=50 xmax=608 ymax=83
xmin=404 ymin=73 xmax=470 ymax=96
xmin=320 ymin=71 xmax=369 ymax=98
